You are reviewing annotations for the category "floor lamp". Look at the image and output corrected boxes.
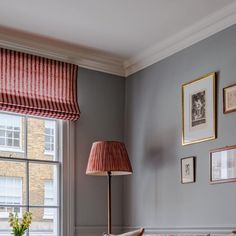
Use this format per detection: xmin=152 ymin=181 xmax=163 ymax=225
xmin=86 ymin=141 xmax=133 ymax=234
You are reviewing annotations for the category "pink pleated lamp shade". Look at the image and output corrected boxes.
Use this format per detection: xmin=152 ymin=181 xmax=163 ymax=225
xmin=86 ymin=141 xmax=133 ymax=176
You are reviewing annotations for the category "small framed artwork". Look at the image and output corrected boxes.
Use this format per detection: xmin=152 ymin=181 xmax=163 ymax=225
xmin=182 ymin=72 xmax=216 ymax=145
xmin=210 ymin=145 xmax=236 ymax=184
xmin=181 ymin=157 xmax=196 ymax=184
xmin=223 ymin=83 xmax=236 ymax=114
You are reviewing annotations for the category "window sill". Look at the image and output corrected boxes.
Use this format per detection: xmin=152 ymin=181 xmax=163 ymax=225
xmin=0 ymin=214 xmax=22 ymax=218
xmin=0 ymin=147 xmax=24 ymax=153
xmin=44 ymin=151 xmax=55 ymax=156
xmin=43 ymin=215 xmax=54 ymax=220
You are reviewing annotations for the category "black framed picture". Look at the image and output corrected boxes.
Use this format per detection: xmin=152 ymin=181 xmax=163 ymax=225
xmin=181 ymin=157 xmax=196 ymax=184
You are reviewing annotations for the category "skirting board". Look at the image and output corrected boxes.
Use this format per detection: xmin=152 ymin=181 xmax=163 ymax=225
xmin=75 ymin=226 xmax=123 ymax=236
xmin=75 ymin=226 xmax=236 ymax=236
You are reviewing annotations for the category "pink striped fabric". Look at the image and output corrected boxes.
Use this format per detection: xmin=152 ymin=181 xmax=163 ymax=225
xmin=86 ymin=141 xmax=133 ymax=176
xmin=0 ymin=48 xmax=80 ymax=121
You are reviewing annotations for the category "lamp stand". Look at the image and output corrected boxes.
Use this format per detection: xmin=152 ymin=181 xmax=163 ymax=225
xmin=107 ymin=171 xmax=112 ymax=234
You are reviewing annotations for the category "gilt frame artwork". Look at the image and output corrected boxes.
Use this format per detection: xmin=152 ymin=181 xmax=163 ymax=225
xmin=182 ymin=72 xmax=216 ymax=145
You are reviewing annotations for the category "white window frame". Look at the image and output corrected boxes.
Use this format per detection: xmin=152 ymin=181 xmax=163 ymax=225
xmin=44 ymin=120 xmax=55 ymax=155
xmin=0 ymin=113 xmax=75 ymax=236
xmin=0 ymin=176 xmax=23 ymax=218
xmin=61 ymin=121 xmax=75 ymax=236
xmin=0 ymin=113 xmax=63 ymax=236
xmin=0 ymin=114 xmax=23 ymax=153
xmin=43 ymin=179 xmax=54 ymax=219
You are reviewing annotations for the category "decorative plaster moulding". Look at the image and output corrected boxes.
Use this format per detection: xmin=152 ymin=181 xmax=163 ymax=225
xmin=0 ymin=26 xmax=125 ymax=77
xmin=124 ymin=1 xmax=236 ymax=76
xmin=1 ymin=1 xmax=236 ymax=78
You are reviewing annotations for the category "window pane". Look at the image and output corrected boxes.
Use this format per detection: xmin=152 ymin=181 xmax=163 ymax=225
xmin=29 ymin=207 xmax=58 ymax=236
xmin=45 ymin=128 xmax=50 ymax=135
xmin=0 ymin=161 xmax=26 ymax=206
xmin=0 ymin=130 xmax=5 ymax=137
xmin=13 ymin=140 xmax=20 ymax=147
xmin=45 ymin=135 xmax=50 ymax=142
xmin=0 ymin=208 xmax=27 ymax=236
xmin=44 ymin=120 xmax=56 ymax=157
xmin=6 ymin=131 xmax=13 ymax=139
xmin=14 ymin=132 xmax=20 ymax=139
xmin=0 ymin=113 xmax=25 ymax=158
xmin=45 ymin=143 xmax=51 ymax=151
xmin=0 ymin=138 xmax=5 ymax=146
xmin=29 ymin=163 xmax=58 ymax=206
xmin=6 ymin=139 xmax=12 ymax=147
xmin=27 ymin=118 xmax=57 ymax=161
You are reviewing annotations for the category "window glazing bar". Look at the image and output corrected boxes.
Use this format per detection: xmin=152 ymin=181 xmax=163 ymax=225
xmin=0 ymin=204 xmax=59 ymax=208
xmin=0 ymin=156 xmax=60 ymax=165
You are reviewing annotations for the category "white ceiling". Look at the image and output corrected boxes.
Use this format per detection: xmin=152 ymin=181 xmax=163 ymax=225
xmin=0 ymin=0 xmax=236 ymax=76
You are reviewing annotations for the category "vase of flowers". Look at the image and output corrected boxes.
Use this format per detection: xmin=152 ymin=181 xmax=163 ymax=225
xmin=9 ymin=212 xmax=32 ymax=236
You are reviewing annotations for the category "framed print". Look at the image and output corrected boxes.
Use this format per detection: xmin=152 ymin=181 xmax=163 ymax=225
xmin=182 ymin=72 xmax=216 ymax=145
xmin=223 ymin=83 xmax=236 ymax=114
xmin=210 ymin=145 xmax=236 ymax=184
xmin=181 ymin=157 xmax=196 ymax=184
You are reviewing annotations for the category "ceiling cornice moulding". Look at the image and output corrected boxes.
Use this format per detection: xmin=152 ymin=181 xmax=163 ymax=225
xmin=1 ymin=1 xmax=236 ymax=78
xmin=0 ymin=26 xmax=125 ymax=77
xmin=124 ymin=2 xmax=236 ymax=76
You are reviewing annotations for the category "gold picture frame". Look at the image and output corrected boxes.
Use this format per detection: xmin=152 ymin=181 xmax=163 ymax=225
xmin=182 ymin=72 xmax=216 ymax=145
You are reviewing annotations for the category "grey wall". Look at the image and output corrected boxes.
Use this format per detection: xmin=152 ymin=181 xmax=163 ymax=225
xmin=124 ymin=25 xmax=236 ymax=230
xmin=75 ymin=68 xmax=125 ymax=231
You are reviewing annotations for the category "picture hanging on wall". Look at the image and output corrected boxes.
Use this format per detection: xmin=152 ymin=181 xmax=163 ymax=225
xmin=223 ymin=83 xmax=236 ymax=114
xmin=181 ymin=156 xmax=196 ymax=184
xmin=210 ymin=145 xmax=236 ymax=184
xmin=182 ymin=72 xmax=216 ymax=145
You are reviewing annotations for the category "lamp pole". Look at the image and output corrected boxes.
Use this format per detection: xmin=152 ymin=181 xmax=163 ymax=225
xmin=107 ymin=171 xmax=112 ymax=234
xmin=86 ymin=141 xmax=132 ymax=235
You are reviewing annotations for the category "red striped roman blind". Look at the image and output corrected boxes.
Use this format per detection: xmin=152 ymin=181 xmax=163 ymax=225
xmin=0 ymin=48 xmax=80 ymax=121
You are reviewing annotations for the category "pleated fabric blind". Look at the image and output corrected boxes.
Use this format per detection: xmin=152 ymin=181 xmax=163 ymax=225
xmin=0 ymin=48 xmax=80 ymax=121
